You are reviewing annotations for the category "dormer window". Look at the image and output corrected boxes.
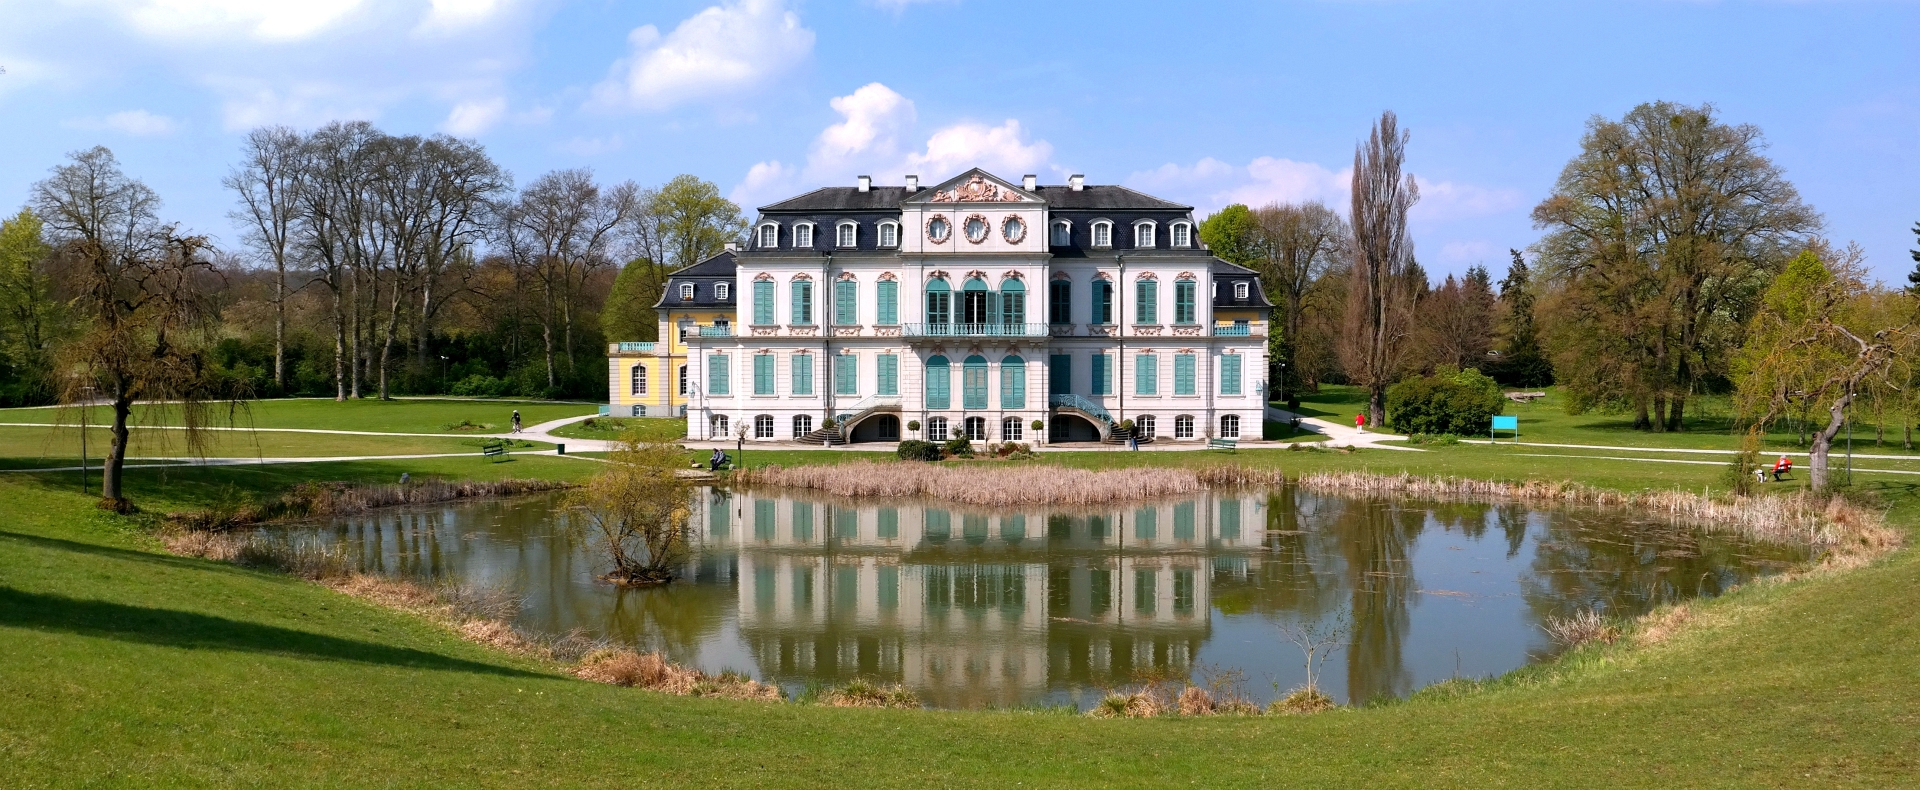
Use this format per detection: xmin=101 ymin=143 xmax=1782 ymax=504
xmin=1171 ymin=222 xmax=1191 ymax=248
xmin=836 ymin=221 xmax=857 ymax=248
xmin=878 ymin=221 xmax=898 ymax=247
xmin=1091 ymin=221 xmax=1112 ymax=248
xmin=1134 ymin=221 xmax=1156 ymax=248
xmin=758 ymin=223 xmax=777 ymax=248
xmin=1234 ymin=282 xmax=1249 ymax=300
xmin=794 ymin=223 xmax=814 ymax=248
xmin=716 ymin=282 xmax=730 ymax=301
xmin=679 ymin=283 xmax=695 ymax=301
xmin=1050 ymin=221 xmax=1071 ymax=246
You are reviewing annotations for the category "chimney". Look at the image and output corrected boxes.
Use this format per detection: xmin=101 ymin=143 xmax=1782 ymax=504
xmin=857 ymin=175 xmax=871 ymax=193
xmin=1069 ymin=174 xmax=1084 ymax=192
xmin=723 ymin=241 xmax=738 ymax=252
xmin=905 ymin=174 xmax=919 ymax=192
xmin=1022 ymin=174 xmax=1036 ymax=191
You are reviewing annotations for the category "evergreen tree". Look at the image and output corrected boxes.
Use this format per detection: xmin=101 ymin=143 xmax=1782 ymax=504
xmin=1494 ymin=249 xmax=1554 ymax=387
xmin=1907 ymin=221 xmax=1920 ymax=294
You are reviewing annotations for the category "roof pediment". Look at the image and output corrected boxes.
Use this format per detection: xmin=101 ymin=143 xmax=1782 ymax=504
xmin=905 ymin=168 xmax=1040 ymax=205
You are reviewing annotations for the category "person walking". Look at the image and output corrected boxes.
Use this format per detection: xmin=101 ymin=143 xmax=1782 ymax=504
xmin=511 ymin=409 xmax=522 ymax=434
xmin=1354 ymin=413 xmax=1366 ymax=433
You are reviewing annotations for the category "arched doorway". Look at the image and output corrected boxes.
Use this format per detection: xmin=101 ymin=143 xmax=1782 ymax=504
xmin=1049 ymin=414 xmax=1102 ymax=443
xmin=848 ymin=413 xmax=900 ymax=443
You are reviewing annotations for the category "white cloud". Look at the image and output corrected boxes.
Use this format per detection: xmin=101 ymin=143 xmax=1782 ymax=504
xmin=215 ymin=82 xmax=383 ymax=130
xmin=442 ymin=96 xmax=507 ymax=135
xmin=65 ymin=108 xmax=180 ymax=135
xmin=561 ymin=135 xmax=623 ymax=156
xmin=592 ymin=0 xmax=814 ymax=111
xmin=98 ymin=0 xmax=369 ymax=42
xmin=1127 ymin=157 xmax=1350 ymax=216
xmin=810 ymin=82 xmax=915 ymax=173
xmin=1413 ymin=180 xmax=1526 ymax=222
xmin=1438 ymin=240 xmax=1497 ymax=263
xmin=417 ymin=0 xmax=507 ymax=34
xmin=906 ymin=119 xmax=1052 ymax=178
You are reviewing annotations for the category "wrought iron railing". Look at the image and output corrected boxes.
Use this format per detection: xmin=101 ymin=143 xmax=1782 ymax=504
xmin=902 ymin=322 xmax=1049 ymax=338
xmin=1048 ymin=394 xmax=1115 ymax=427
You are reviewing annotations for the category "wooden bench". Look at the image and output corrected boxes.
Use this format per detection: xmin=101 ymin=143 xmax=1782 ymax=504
xmin=1207 ymin=437 xmax=1238 ymax=451
xmin=481 ymin=440 xmax=507 ymax=460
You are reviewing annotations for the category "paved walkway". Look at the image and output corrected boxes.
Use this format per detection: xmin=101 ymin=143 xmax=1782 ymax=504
xmin=1263 ymin=405 xmax=1422 ymax=451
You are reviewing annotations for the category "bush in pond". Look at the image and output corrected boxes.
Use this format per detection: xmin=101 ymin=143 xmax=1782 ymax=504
xmin=896 ymin=439 xmax=942 ymax=462
xmin=1268 ymin=687 xmax=1336 ymax=715
xmin=1386 ymin=366 xmax=1505 ymax=436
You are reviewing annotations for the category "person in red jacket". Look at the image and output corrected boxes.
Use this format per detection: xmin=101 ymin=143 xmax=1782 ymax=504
xmin=1355 ymin=413 xmax=1366 ymax=433
xmin=1772 ymin=455 xmax=1793 ymax=481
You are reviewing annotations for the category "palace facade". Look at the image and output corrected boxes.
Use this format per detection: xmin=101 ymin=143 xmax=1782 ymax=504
xmin=614 ymin=168 xmax=1271 ymax=445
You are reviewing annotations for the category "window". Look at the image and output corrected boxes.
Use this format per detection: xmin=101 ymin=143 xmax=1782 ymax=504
xmin=752 ymin=281 xmax=774 ymax=324
xmin=1134 ymin=568 xmax=1156 ymax=615
xmin=1135 ymin=353 xmax=1157 ymax=395
xmin=1002 ymin=216 xmax=1025 ymax=243
xmin=964 ymin=215 xmax=989 ymax=243
xmin=835 ymin=279 xmax=857 ymax=325
xmin=877 ymin=354 xmax=898 ymax=396
xmin=754 ymin=414 xmax=774 ymax=438
xmin=1137 ymin=414 xmax=1156 ymax=439
xmin=1000 ymin=355 xmax=1025 ymax=409
xmin=925 ymin=279 xmax=951 ymax=326
xmin=1219 ymin=497 xmax=1241 ymax=540
xmin=1092 ymin=280 xmax=1114 ymax=324
xmin=876 ymin=280 xmax=898 ymax=324
xmin=925 ymin=355 xmax=950 ymax=409
xmin=680 ymin=283 xmax=695 ymax=301
xmin=1235 ymin=281 xmax=1250 ymax=301
xmin=794 ymin=223 xmax=813 ymax=247
xmin=879 ymin=222 xmax=898 ymax=247
xmin=1220 ymin=414 xmax=1241 ymax=439
xmin=1174 ymin=353 xmax=1196 ymax=395
xmin=1051 ymin=221 xmax=1071 ymax=246
xmin=999 ymin=279 xmax=1025 ymax=325
xmin=835 ymin=353 xmax=858 ymax=395
xmin=963 ymin=416 xmax=987 ymax=441
xmin=962 ymin=355 xmax=988 ymax=409
xmin=1175 ymin=280 xmax=1197 ymax=324
xmin=1049 ymin=280 xmax=1071 ymax=324
xmin=678 ymin=364 xmax=687 ymax=395
xmin=1221 ymin=354 xmax=1242 ymax=395
xmin=961 ymin=278 xmax=990 ymax=324
xmin=630 ymin=364 xmax=647 ymax=396
xmin=1092 ymin=221 xmax=1112 ymax=248
xmin=1091 ymin=353 xmax=1112 ymax=396
xmin=791 ymin=280 xmax=813 ymax=324
xmin=927 ymin=216 xmax=950 ymax=243
xmin=1171 ymin=222 xmax=1191 ymax=248
xmin=836 ymin=222 xmax=856 ymax=248
xmin=715 ymin=282 xmax=729 ymax=301
xmin=753 ymin=353 xmax=774 ymax=395
xmin=1173 ymin=569 xmax=1196 ymax=613
xmin=710 ymin=414 xmax=730 ymax=437
xmin=1049 ymin=354 xmax=1072 ymax=395
xmin=758 ymin=224 xmax=778 ymax=248
xmin=1002 ymin=417 xmax=1023 ymax=441
xmin=926 ymin=416 xmax=948 ymax=441
xmin=1135 ymin=280 xmax=1157 ymax=324
xmin=793 ymin=414 xmax=813 ymax=437
xmin=1135 ymin=507 xmax=1157 ymax=540
xmin=791 ymin=353 xmax=813 ymax=395
xmin=708 ymin=354 xmax=730 ymax=395
xmin=1174 ymin=414 xmax=1195 ymax=439
xmin=1134 ymin=221 xmax=1155 ymax=248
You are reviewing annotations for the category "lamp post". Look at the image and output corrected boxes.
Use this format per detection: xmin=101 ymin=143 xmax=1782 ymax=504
xmin=439 ymin=355 xmax=449 ymax=392
xmin=78 ymin=384 xmax=95 ymax=495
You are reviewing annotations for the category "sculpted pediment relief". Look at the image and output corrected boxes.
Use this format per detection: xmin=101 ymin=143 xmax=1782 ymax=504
xmin=930 ymin=175 xmax=1025 ymax=203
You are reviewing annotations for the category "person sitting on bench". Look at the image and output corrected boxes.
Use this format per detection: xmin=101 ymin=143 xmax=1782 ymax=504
xmin=709 ymin=448 xmax=728 ymax=471
xmin=1772 ymin=455 xmax=1793 ymax=481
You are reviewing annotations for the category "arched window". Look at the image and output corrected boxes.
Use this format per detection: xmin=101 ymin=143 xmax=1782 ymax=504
xmin=998 ymin=278 xmax=1025 ymax=325
xmin=1219 ymin=414 xmax=1241 ymax=439
xmin=710 ymin=414 xmax=730 ymax=438
xmin=630 ymin=364 xmax=647 ymax=396
xmin=925 ymin=278 xmax=951 ymax=327
xmin=679 ymin=283 xmax=695 ymax=301
xmin=758 ymin=223 xmax=777 ymax=248
xmin=1134 ymin=220 xmax=1156 ymax=248
xmin=754 ymin=414 xmax=775 ymax=439
xmin=963 ymin=416 xmax=987 ymax=441
xmin=1137 ymin=414 xmax=1157 ymax=439
xmin=1091 ymin=221 xmax=1112 ymax=248
xmin=1235 ymin=281 xmax=1250 ymax=301
xmin=962 ymin=354 xmax=989 ymax=410
xmin=1050 ymin=221 xmax=1071 ymax=247
xmin=925 ymin=355 xmax=950 ymax=409
xmin=792 ymin=414 xmax=813 ymax=437
xmin=878 ymin=221 xmax=899 ymax=247
xmin=961 ymin=277 xmax=990 ymax=325
xmin=836 ymin=221 xmax=857 ymax=248
xmin=1170 ymin=222 xmax=1192 ymax=248
xmin=793 ymin=223 xmax=814 ymax=247
xmin=1001 ymin=417 xmax=1023 ymax=441
xmin=1174 ymin=414 xmax=1195 ymax=440
xmin=1000 ymin=355 xmax=1025 ymax=409
xmin=926 ymin=416 xmax=949 ymax=440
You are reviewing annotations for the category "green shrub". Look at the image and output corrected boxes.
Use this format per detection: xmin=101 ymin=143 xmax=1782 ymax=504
xmin=896 ymin=440 xmax=942 ymax=462
xmin=942 ymin=436 xmax=975 ymax=458
xmin=450 ymin=374 xmax=512 ymax=398
xmin=1386 ymin=366 xmax=1504 ymax=435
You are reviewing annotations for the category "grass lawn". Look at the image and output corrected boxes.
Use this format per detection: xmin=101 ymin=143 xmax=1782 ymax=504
xmin=0 ymin=425 xmax=545 ymax=468
xmin=0 ymin=397 xmax=597 ymax=435
xmin=2 ymin=446 xmax=1917 ymax=787
xmin=549 ymin=416 xmax=688 ymax=442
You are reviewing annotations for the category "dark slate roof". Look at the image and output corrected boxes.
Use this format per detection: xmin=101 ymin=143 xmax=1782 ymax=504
xmin=759 ymin=187 xmax=916 ymax=212
xmin=653 ymin=251 xmax=738 ymax=309
xmin=758 ymin=184 xmax=1190 ymax=213
xmin=1030 ymin=185 xmax=1189 ymax=211
xmin=1211 ymin=258 xmax=1274 ymax=309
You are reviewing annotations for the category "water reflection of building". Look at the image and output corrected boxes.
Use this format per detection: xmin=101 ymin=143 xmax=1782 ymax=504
xmin=690 ymin=488 xmax=1262 ymax=708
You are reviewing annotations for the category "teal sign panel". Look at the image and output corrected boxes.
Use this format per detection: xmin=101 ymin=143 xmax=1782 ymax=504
xmin=1491 ymin=416 xmax=1518 ymax=431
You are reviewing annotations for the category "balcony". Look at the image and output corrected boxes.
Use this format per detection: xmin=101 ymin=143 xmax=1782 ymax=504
xmin=1211 ymin=323 xmax=1253 ymax=337
xmin=609 ymin=342 xmax=657 ymax=354
xmin=679 ymin=326 xmax=734 ymax=341
xmin=901 ymin=323 xmax=1049 ymax=338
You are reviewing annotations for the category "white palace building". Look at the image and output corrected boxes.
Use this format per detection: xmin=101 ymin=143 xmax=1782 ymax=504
xmin=675 ymin=168 xmax=1271 ymax=446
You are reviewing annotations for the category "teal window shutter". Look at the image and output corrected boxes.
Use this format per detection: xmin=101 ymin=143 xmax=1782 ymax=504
xmin=835 ymin=279 xmax=857 ymax=325
xmin=1091 ymin=353 xmax=1111 ymax=396
xmin=877 ymin=354 xmax=898 ymax=395
xmin=926 ymin=355 xmax=950 ymax=408
xmin=1135 ymin=353 xmax=1157 ymax=395
xmin=836 ymin=353 xmax=858 ymax=395
xmin=1175 ymin=353 xmax=1195 ymax=395
xmin=791 ymin=280 xmax=812 ymax=324
xmin=1218 ymin=497 xmax=1241 ymax=539
xmin=708 ymin=354 xmax=730 ymax=395
xmin=1175 ymin=280 xmax=1196 ymax=324
xmin=753 ymin=353 xmax=774 ymax=395
xmin=877 ymin=280 xmax=898 ymax=325
xmin=963 ymin=355 xmax=988 ymax=409
xmin=1135 ymin=281 xmax=1157 ymax=324
xmin=1173 ymin=501 xmax=1195 ymax=540
xmin=1000 ymin=356 xmax=1025 ymax=409
xmin=1049 ymin=354 xmax=1072 ymax=395
xmin=1092 ymin=280 xmax=1113 ymax=324
xmin=752 ymin=281 xmax=774 ymax=324
xmin=1134 ymin=506 xmax=1157 ymax=540
xmin=791 ymin=353 xmax=812 ymax=395
xmin=1221 ymin=354 xmax=1242 ymax=395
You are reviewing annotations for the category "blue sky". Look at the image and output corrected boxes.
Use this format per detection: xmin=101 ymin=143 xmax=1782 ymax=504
xmin=1 ymin=0 xmax=1915 ymax=281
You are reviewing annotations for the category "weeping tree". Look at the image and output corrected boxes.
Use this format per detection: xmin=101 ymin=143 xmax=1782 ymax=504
xmin=572 ymin=439 xmax=693 ymax=584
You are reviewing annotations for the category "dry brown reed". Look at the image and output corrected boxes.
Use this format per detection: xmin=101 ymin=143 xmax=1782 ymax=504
xmin=819 ymin=679 xmax=921 ymax=709
xmin=735 ymin=461 xmax=1286 ymax=507
xmin=1268 ymin=687 xmax=1336 ymax=715
xmin=166 ymin=478 xmax=576 ymax=531
xmin=1543 ymin=609 xmax=1620 ymax=649
xmin=574 ymin=650 xmax=780 ymax=701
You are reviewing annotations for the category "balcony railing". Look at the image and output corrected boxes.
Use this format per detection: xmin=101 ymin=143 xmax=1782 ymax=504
xmin=902 ymin=322 xmax=1049 ymax=338
xmin=1211 ymin=323 xmax=1252 ymax=336
xmin=610 ymin=341 xmax=656 ymax=353
xmin=679 ymin=326 xmax=734 ymax=340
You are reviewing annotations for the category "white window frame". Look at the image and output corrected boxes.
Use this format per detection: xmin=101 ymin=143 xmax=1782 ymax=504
xmin=630 ymin=364 xmax=647 ymax=396
xmin=1002 ymin=417 xmax=1023 ymax=441
xmin=878 ymin=221 xmax=899 ymax=247
xmin=679 ymin=283 xmax=695 ymax=301
xmin=1174 ymin=414 xmax=1195 ymax=440
xmin=794 ymin=222 xmax=815 ymax=248
xmin=710 ymin=414 xmax=730 ymax=438
xmin=1137 ymin=414 xmax=1156 ymax=439
xmin=963 ymin=416 xmax=987 ymax=441
xmin=792 ymin=414 xmax=813 ymax=437
xmin=1091 ymin=220 xmax=1112 ymax=249
xmin=1170 ymin=222 xmax=1191 ymax=248
xmin=758 ymin=223 xmax=778 ymax=249
xmin=1050 ymin=220 xmax=1072 ymax=246
xmin=1234 ymin=281 xmax=1249 ymax=300
xmin=754 ymin=414 xmax=775 ymax=439
xmin=678 ymin=365 xmax=687 ymax=395
xmin=836 ymin=221 xmax=858 ymax=248
xmin=927 ymin=416 xmax=948 ymax=441
xmin=1220 ymin=414 xmax=1241 ymax=439
xmin=716 ymin=282 xmax=730 ymax=301
xmin=1133 ymin=220 xmax=1156 ymax=248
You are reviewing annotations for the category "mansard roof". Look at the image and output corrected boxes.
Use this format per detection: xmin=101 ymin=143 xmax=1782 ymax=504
xmin=759 ymin=187 xmax=916 ymax=213
xmin=1211 ymin=258 xmax=1274 ymax=308
xmin=653 ymin=250 xmax=738 ymax=309
xmin=757 ymin=172 xmax=1189 ymax=214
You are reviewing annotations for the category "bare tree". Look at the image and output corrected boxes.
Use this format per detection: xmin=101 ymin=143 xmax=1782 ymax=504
xmin=1341 ymin=112 xmax=1421 ymax=426
xmin=224 ymin=126 xmax=302 ymax=392
xmin=1252 ymin=201 xmax=1347 ymax=398
xmin=496 ymin=169 xmax=637 ymax=390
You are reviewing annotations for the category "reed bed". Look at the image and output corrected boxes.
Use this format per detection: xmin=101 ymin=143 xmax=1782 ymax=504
xmin=167 ymin=478 xmax=576 ymax=531
xmin=574 ymin=650 xmax=780 ymax=701
xmin=734 ymin=461 xmax=1287 ymax=507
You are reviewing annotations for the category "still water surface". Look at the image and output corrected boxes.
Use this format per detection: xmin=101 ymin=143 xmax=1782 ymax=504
xmin=279 ymin=486 xmax=1802 ymax=708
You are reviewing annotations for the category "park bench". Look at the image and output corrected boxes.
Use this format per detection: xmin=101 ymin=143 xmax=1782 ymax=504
xmin=481 ymin=439 xmax=507 ymax=460
xmin=1206 ymin=437 xmax=1238 ymax=451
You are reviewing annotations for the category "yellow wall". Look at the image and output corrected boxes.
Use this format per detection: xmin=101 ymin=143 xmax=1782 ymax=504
xmin=606 ymin=307 xmax=731 ymax=416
